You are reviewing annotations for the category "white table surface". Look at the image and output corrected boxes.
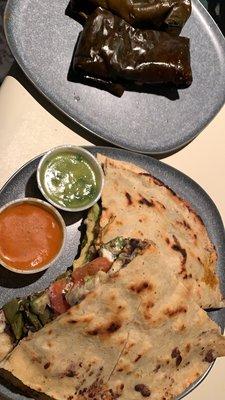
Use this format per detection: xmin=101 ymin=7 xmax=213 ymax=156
xmin=0 ymin=75 xmax=225 ymax=399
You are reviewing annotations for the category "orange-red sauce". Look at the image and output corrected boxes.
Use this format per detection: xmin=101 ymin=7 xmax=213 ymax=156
xmin=0 ymin=203 xmax=63 ymax=271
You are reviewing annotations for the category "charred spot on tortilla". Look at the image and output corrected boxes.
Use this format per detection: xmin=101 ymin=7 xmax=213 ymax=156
xmin=130 ymin=281 xmax=152 ymax=294
xmin=87 ymin=328 xmax=99 ymax=336
xmin=155 ymin=200 xmax=166 ymax=210
xmin=139 ymin=172 xmax=152 ymax=178
xmin=125 ymin=192 xmax=133 ymax=205
xmin=135 ymin=354 xmax=142 ymax=362
xmin=134 ymin=384 xmax=151 ymax=397
xmin=152 ymin=176 xmax=164 ymax=187
xmin=43 ymin=362 xmax=50 ymax=370
xmin=101 ymin=163 xmax=106 ymax=175
xmin=79 ymin=378 xmax=109 ymax=399
xmin=204 ymin=349 xmax=215 ymax=363
xmin=142 ymin=300 xmax=154 ymax=320
xmin=87 ymin=320 xmax=121 ymax=336
xmin=146 ymin=301 xmax=154 ymax=309
xmin=138 ymin=195 xmax=154 ymax=207
xmin=186 ymin=344 xmax=191 ymax=353
xmin=171 ymin=347 xmax=182 ymax=366
xmin=107 ymin=322 xmax=121 ymax=333
xmin=109 ymin=387 xmax=122 ymax=399
xmin=164 ymin=306 xmax=187 ymax=317
xmin=183 ymin=273 xmax=193 ymax=279
xmin=183 ymin=220 xmax=191 ymax=229
xmin=171 ymin=235 xmax=187 ymax=266
xmin=153 ymin=364 xmax=161 ymax=373
xmin=66 ymin=370 xmax=76 ymax=378
xmin=178 ymin=324 xmax=186 ymax=331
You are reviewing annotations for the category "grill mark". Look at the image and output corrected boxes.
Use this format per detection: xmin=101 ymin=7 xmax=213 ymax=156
xmin=172 ymin=235 xmax=187 ymax=268
xmin=164 ymin=306 xmax=187 ymax=317
xmin=135 ymin=354 xmax=142 ymax=362
xmin=153 ymin=364 xmax=161 ymax=373
xmin=138 ymin=195 xmax=154 ymax=207
xmin=87 ymin=321 xmax=121 ymax=336
xmin=139 ymin=172 xmax=152 ymax=177
xmin=107 ymin=322 xmax=121 ymax=333
xmin=183 ymin=220 xmax=191 ymax=229
xmin=130 ymin=281 xmax=152 ymax=294
xmin=125 ymin=192 xmax=133 ymax=205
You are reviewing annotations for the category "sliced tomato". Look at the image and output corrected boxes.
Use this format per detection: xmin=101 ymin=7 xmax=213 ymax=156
xmin=49 ymin=279 xmax=70 ymax=315
xmin=72 ymin=257 xmax=112 ymax=285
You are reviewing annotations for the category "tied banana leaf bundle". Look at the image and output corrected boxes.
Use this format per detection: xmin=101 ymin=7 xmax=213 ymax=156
xmin=69 ymin=0 xmax=191 ymax=34
xmin=71 ymin=7 xmax=192 ymax=97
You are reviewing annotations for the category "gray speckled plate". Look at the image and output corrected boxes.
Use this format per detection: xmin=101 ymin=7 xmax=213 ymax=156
xmin=4 ymin=0 xmax=225 ymax=155
xmin=0 ymin=147 xmax=225 ymax=399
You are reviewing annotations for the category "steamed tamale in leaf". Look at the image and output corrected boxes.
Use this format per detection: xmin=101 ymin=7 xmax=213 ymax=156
xmin=70 ymin=0 xmax=191 ymax=33
xmin=71 ymin=8 xmax=192 ymax=96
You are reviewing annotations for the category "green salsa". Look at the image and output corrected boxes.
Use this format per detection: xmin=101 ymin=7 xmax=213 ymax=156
xmin=40 ymin=152 xmax=99 ymax=209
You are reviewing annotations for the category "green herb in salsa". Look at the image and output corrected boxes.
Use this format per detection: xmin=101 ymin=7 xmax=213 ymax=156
xmin=40 ymin=152 xmax=98 ymax=209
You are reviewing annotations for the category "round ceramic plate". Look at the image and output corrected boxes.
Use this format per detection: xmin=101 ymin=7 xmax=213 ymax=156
xmin=0 ymin=147 xmax=225 ymax=399
xmin=4 ymin=0 xmax=225 ymax=155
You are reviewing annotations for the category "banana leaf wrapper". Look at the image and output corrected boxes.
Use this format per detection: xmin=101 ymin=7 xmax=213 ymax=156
xmin=71 ymin=7 xmax=192 ymax=97
xmin=69 ymin=0 xmax=191 ymax=34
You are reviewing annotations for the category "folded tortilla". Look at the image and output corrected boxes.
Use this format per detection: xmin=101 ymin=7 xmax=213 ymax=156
xmin=1 ymin=245 xmax=225 ymax=400
xmin=97 ymin=154 xmax=223 ymax=309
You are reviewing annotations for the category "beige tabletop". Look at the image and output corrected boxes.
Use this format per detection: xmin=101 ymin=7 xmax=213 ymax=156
xmin=0 ymin=75 xmax=225 ymax=399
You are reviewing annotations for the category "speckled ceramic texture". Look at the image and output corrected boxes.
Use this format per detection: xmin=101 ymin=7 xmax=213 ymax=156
xmin=4 ymin=0 xmax=225 ymax=155
xmin=0 ymin=147 xmax=225 ymax=399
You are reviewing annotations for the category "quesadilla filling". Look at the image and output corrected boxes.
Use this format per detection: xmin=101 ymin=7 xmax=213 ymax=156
xmin=1 ymin=231 xmax=149 ymax=344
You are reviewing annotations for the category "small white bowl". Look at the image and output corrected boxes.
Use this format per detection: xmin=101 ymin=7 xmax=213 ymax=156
xmin=37 ymin=145 xmax=104 ymax=212
xmin=0 ymin=198 xmax=66 ymax=274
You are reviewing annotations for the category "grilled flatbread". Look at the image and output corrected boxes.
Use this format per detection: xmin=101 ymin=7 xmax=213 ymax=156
xmin=1 ymin=246 xmax=225 ymax=400
xmin=0 ymin=236 xmax=148 ymax=363
xmin=97 ymin=154 xmax=223 ymax=309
